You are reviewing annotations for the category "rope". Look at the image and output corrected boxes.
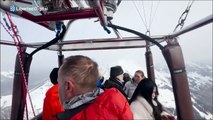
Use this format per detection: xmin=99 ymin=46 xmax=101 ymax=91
xmin=140 ymin=1 xmax=148 ymax=30
xmin=5 ymin=12 xmax=30 ymax=120
xmin=149 ymin=0 xmax=160 ymax=31
xmin=132 ymin=1 xmax=148 ymax=31
xmin=132 ymin=1 xmax=160 ymax=34
xmin=4 ymin=12 xmax=36 ymax=120
xmin=4 ymin=18 xmax=67 ymax=119
xmin=148 ymin=1 xmax=153 ymax=31
xmin=1 ymin=19 xmax=32 ymax=118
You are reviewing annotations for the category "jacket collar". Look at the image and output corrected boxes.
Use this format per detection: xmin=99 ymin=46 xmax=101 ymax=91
xmin=63 ymin=88 xmax=104 ymax=110
xmin=109 ymin=77 xmax=124 ymax=86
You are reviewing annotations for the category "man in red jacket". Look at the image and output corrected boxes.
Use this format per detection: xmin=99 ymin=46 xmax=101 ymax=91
xmin=56 ymin=55 xmax=133 ymax=120
xmin=42 ymin=68 xmax=64 ymax=120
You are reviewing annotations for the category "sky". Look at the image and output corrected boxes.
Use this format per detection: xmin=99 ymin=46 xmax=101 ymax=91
xmin=0 ymin=1 xmax=212 ymax=77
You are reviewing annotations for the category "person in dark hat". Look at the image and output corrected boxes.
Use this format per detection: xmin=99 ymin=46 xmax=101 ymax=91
xmin=49 ymin=67 xmax=59 ymax=85
xmin=110 ymin=66 xmax=124 ymax=79
xmin=102 ymin=66 xmax=128 ymax=99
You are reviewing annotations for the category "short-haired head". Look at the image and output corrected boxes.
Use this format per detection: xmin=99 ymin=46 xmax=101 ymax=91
xmin=59 ymin=55 xmax=99 ymax=92
xmin=135 ymin=70 xmax=144 ymax=78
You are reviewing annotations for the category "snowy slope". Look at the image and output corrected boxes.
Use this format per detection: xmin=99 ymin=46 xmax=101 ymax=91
xmin=1 ymin=71 xmax=14 ymax=79
xmin=155 ymin=63 xmax=213 ymax=119
xmin=1 ymin=62 xmax=212 ymax=119
xmin=1 ymin=80 xmax=52 ymax=119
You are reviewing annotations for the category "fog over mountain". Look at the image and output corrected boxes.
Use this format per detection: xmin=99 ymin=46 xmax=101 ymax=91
xmin=1 ymin=61 xmax=212 ymax=119
xmin=155 ymin=62 xmax=213 ymax=119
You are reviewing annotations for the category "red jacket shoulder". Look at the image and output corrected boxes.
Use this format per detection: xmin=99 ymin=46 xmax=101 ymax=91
xmin=71 ymin=88 xmax=133 ymax=120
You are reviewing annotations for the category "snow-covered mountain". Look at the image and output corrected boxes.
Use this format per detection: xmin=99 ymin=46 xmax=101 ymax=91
xmin=1 ymin=62 xmax=212 ymax=119
xmin=1 ymin=70 xmax=14 ymax=96
xmin=155 ymin=62 xmax=213 ymax=120
xmin=0 ymin=69 xmax=50 ymax=96
xmin=1 ymin=71 xmax=14 ymax=79
xmin=1 ymin=80 xmax=52 ymax=119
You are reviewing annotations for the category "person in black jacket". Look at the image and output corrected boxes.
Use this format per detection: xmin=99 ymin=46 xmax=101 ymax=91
xmin=102 ymin=66 xmax=128 ymax=99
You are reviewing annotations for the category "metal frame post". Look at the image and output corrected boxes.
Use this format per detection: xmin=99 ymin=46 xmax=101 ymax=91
xmin=162 ymin=42 xmax=194 ymax=119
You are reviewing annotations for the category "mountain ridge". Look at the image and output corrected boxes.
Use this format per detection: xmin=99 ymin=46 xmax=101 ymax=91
xmin=1 ymin=62 xmax=212 ymax=119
